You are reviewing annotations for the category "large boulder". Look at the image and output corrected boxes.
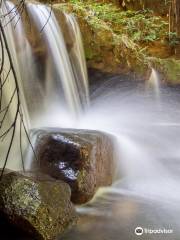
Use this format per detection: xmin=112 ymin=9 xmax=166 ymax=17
xmin=0 ymin=172 xmax=77 ymax=240
xmin=30 ymin=128 xmax=115 ymax=204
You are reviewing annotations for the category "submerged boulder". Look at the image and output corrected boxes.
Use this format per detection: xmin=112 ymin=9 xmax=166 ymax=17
xmin=31 ymin=128 xmax=115 ymax=204
xmin=0 ymin=172 xmax=76 ymax=240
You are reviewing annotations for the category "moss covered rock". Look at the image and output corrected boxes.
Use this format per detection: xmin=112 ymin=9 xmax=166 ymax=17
xmin=30 ymin=128 xmax=115 ymax=204
xmin=0 ymin=172 xmax=76 ymax=240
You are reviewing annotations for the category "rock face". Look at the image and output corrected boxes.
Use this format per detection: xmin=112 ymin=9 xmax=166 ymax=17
xmin=0 ymin=172 xmax=76 ymax=240
xmin=31 ymin=128 xmax=115 ymax=204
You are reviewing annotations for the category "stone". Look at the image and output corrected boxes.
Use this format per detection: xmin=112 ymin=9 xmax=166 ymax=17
xmin=0 ymin=172 xmax=77 ymax=240
xmin=31 ymin=128 xmax=115 ymax=204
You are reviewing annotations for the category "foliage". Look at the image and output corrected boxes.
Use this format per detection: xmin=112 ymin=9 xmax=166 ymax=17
xmin=56 ymin=0 xmax=180 ymax=83
xmin=168 ymin=32 xmax=180 ymax=47
xmin=67 ymin=1 xmax=169 ymax=44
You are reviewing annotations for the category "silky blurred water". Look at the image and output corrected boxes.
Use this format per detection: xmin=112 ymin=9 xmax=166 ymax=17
xmin=59 ymin=75 xmax=180 ymax=240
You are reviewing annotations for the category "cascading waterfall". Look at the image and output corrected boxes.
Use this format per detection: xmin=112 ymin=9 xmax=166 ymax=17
xmin=27 ymin=3 xmax=89 ymax=119
xmin=0 ymin=1 xmax=89 ymax=169
xmin=65 ymin=13 xmax=89 ymax=107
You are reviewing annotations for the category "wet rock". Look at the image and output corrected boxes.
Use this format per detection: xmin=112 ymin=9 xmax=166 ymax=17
xmin=0 ymin=172 xmax=76 ymax=240
xmin=31 ymin=128 xmax=115 ymax=204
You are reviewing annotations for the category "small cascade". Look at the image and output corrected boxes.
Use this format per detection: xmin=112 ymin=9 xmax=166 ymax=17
xmin=65 ymin=14 xmax=89 ymax=108
xmin=146 ymin=68 xmax=161 ymax=101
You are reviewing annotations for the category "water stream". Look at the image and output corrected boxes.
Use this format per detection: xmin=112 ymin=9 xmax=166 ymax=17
xmin=27 ymin=3 xmax=89 ymax=118
xmin=62 ymin=78 xmax=180 ymax=240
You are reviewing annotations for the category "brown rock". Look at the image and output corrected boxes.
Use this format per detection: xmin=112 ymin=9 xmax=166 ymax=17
xmin=30 ymin=128 xmax=115 ymax=204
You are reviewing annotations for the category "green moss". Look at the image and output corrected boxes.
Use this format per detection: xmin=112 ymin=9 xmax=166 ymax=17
xmin=55 ymin=1 xmax=169 ymax=64
xmin=67 ymin=1 xmax=168 ymax=44
xmin=55 ymin=2 xmax=149 ymax=60
xmin=85 ymin=47 xmax=95 ymax=60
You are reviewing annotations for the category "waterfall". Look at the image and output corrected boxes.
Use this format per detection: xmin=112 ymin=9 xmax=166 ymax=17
xmin=146 ymin=68 xmax=161 ymax=102
xmin=65 ymin=13 xmax=89 ymax=108
xmin=0 ymin=1 xmax=89 ymax=169
xmin=1 ymin=1 xmax=89 ymax=126
xmin=27 ymin=3 xmax=89 ymax=119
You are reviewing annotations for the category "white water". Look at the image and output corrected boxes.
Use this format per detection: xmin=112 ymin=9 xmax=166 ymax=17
xmin=80 ymin=86 xmax=180 ymax=205
xmin=146 ymin=67 xmax=161 ymax=101
xmin=0 ymin=1 xmax=89 ymax=169
xmin=65 ymin=81 xmax=180 ymax=240
xmin=1 ymin=1 xmax=34 ymax=127
xmin=65 ymin=13 xmax=89 ymax=108
xmin=27 ymin=3 xmax=89 ymax=118
xmin=0 ymin=1 xmax=31 ymax=170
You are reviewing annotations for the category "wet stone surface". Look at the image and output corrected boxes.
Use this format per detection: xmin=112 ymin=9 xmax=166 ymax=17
xmin=31 ymin=128 xmax=115 ymax=204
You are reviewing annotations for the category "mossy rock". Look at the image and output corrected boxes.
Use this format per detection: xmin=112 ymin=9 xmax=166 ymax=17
xmin=0 ymin=172 xmax=77 ymax=240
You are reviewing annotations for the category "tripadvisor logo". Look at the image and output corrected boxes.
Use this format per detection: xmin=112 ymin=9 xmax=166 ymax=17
xmin=135 ymin=226 xmax=173 ymax=236
xmin=135 ymin=227 xmax=144 ymax=236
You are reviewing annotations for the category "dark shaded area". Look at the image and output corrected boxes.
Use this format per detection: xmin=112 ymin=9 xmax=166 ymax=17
xmin=88 ymin=68 xmax=146 ymax=105
xmin=34 ymin=131 xmax=81 ymax=189
xmin=0 ymin=172 xmax=76 ymax=240
xmin=0 ymin=213 xmax=32 ymax=240
xmin=88 ymin=68 xmax=141 ymax=92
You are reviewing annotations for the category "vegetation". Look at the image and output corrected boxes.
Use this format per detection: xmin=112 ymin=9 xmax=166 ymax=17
xmin=54 ymin=0 xmax=180 ymax=83
xmin=65 ymin=1 xmax=169 ymax=44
